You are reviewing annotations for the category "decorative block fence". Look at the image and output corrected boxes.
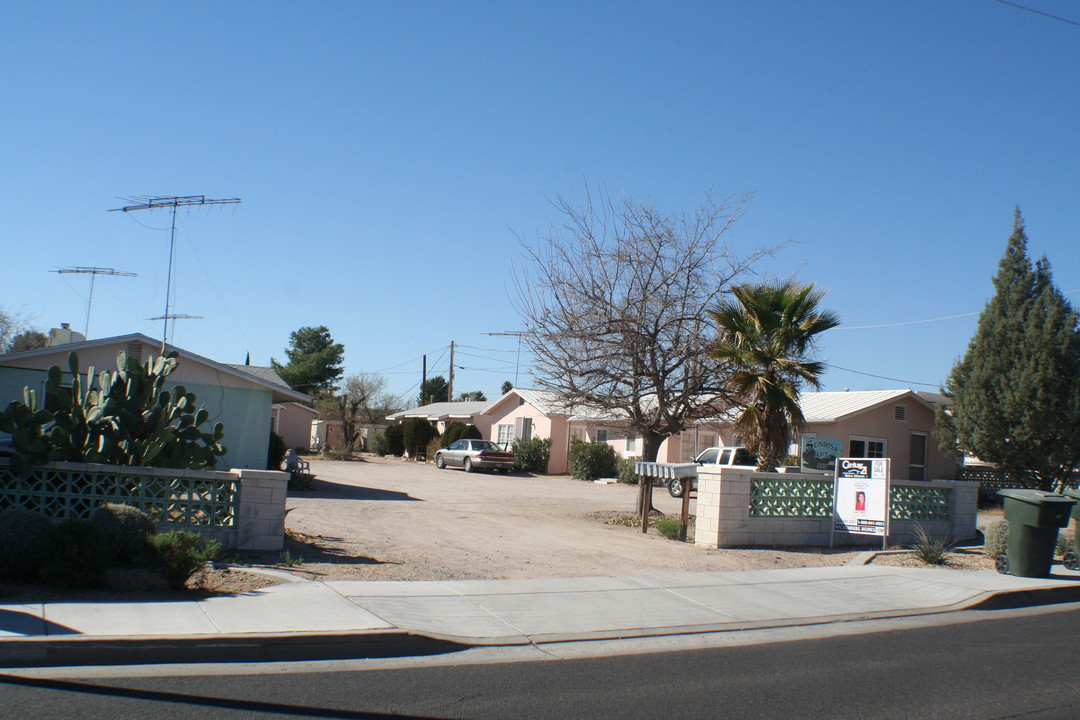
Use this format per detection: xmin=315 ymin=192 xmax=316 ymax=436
xmin=695 ymin=466 xmax=979 ymax=549
xmin=0 ymin=459 xmax=287 ymax=551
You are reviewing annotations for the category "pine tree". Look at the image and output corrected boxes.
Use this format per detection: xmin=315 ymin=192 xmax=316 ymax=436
xmin=938 ymin=210 xmax=1080 ymax=491
xmin=271 ymin=326 xmax=345 ymax=395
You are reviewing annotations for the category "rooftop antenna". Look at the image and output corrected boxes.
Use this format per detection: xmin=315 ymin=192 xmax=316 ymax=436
xmin=145 ymin=313 xmax=204 ymax=350
xmin=110 ymin=195 xmax=240 ymax=349
xmin=483 ymin=331 xmax=527 ymax=387
xmin=51 ymin=266 xmax=137 ymax=338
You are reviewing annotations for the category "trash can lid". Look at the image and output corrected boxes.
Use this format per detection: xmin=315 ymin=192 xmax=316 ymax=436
xmin=998 ymin=488 xmax=1077 ymax=504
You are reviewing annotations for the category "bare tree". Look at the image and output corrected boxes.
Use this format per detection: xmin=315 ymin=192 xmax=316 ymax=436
xmin=0 ymin=307 xmax=37 ymax=354
xmin=317 ymin=372 xmax=396 ymax=449
xmin=516 ymin=188 xmax=775 ymax=468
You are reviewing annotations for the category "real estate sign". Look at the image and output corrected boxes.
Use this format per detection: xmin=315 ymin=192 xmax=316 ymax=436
xmin=832 ymin=458 xmax=890 ymax=543
xmin=800 ymin=438 xmax=841 ymax=473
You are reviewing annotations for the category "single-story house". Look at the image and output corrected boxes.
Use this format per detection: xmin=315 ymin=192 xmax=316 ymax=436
xmin=386 ymin=401 xmax=492 ymax=437
xmin=0 ymin=332 xmax=313 ymax=471
xmin=224 ymin=363 xmax=320 ymax=452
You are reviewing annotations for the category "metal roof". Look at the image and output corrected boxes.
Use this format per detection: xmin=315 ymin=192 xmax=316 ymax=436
xmin=798 ymin=390 xmax=932 ymax=423
xmin=386 ymin=401 xmax=490 ymax=421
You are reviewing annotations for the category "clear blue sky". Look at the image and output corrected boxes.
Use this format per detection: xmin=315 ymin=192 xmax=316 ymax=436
xmin=3 ymin=1 xmax=1077 ymax=406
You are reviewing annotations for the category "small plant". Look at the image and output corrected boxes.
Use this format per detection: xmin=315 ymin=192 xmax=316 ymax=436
xmin=278 ymin=550 xmax=304 ymax=567
xmin=0 ymin=507 xmax=54 ymax=581
xmin=324 ymin=446 xmax=354 ymax=461
xmin=288 ymin=472 xmax=315 ymax=491
xmin=513 ymin=437 xmax=552 ymax=473
xmin=1056 ymin=530 xmax=1075 ymax=558
xmin=908 ymin=524 xmax=955 ymax=565
xmin=371 ymin=432 xmax=389 ymax=456
xmin=655 ymin=518 xmax=683 ymax=539
xmin=41 ymin=519 xmax=111 ymax=589
xmin=148 ymin=531 xmax=223 ymax=589
xmin=984 ymin=518 xmax=1009 ymax=558
xmin=617 ymin=456 xmax=641 ymax=484
xmin=92 ymin=503 xmax=158 ymax=565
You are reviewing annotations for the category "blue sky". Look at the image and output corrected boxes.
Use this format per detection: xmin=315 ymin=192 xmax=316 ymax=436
xmin=3 ymin=1 xmax=1078 ymax=406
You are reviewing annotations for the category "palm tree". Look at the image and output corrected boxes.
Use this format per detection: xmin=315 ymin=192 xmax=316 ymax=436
xmin=710 ymin=282 xmax=840 ymax=471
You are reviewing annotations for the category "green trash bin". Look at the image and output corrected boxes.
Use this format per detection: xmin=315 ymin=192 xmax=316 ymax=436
xmin=1061 ymin=488 xmax=1080 ymax=571
xmin=996 ymin=489 xmax=1076 ymax=578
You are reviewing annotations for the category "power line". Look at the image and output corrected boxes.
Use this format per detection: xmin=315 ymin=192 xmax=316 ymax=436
xmin=826 ymin=363 xmax=938 ymax=388
xmin=838 ymin=288 xmax=1078 ymax=331
xmin=991 ymin=0 xmax=1080 ymax=27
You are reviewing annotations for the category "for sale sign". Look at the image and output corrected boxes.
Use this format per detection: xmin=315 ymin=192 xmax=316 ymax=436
xmin=832 ymin=458 xmax=890 ymax=538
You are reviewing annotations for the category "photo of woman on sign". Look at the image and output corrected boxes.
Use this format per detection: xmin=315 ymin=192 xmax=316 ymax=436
xmin=855 ymin=491 xmax=867 ymax=512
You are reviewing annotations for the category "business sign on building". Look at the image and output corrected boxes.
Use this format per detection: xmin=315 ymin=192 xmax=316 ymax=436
xmin=800 ymin=438 xmax=842 ymax=474
xmin=832 ymin=457 xmax=891 ymax=544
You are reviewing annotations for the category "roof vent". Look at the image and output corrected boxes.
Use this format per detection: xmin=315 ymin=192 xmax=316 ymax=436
xmin=126 ymin=342 xmax=143 ymax=361
xmin=894 ymin=405 xmax=907 ymax=422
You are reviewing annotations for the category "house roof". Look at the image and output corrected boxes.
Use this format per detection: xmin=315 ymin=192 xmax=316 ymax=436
xmin=386 ymin=401 xmax=489 ymax=422
xmin=225 ymin=364 xmax=293 ymax=391
xmin=0 ymin=333 xmax=311 ymax=404
xmin=486 ymin=388 xmax=733 ymax=424
xmin=798 ymin=389 xmax=936 ymax=423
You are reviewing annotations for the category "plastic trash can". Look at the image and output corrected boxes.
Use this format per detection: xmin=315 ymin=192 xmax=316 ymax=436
xmin=996 ymin=489 xmax=1076 ymax=578
xmin=1061 ymin=488 xmax=1080 ymax=571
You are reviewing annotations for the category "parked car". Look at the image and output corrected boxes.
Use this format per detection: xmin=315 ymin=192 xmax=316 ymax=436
xmin=434 ymin=439 xmax=515 ymax=473
xmin=667 ymin=446 xmax=757 ymax=498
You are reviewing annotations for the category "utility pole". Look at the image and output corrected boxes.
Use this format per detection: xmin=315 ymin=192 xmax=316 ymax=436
xmin=52 ymin=266 xmax=137 ymax=338
xmin=448 ymin=341 xmax=455 ymax=402
xmin=110 ymin=195 xmax=240 ymax=349
xmin=421 ymin=355 xmax=428 ymax=406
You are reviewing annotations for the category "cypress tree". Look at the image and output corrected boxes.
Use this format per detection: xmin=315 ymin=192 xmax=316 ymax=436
xmin=938 ymin=209 xmax=1080 ymax=491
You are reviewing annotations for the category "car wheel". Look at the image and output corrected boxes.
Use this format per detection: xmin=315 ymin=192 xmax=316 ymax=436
xmin=995 ymin=554 xmax=1009 ymax=575
xmin=463 ymin=457 xmax=473 ymax=473
xmin=668 ymin=478 xmax=684 ymax=498
xmin=435 ymin=454 xmax=445 ymax=469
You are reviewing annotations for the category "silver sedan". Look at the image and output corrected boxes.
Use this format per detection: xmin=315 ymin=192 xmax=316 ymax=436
xmin=434 ymin=439 xmax=515 ymax=473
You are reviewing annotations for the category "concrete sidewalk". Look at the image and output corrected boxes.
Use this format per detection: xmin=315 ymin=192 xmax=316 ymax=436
xmin=2 ymin=565 xmax=1079 ymax=668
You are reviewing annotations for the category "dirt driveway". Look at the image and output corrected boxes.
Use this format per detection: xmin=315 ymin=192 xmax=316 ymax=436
xmin=280 ymin=456 xmax=863 ymax=581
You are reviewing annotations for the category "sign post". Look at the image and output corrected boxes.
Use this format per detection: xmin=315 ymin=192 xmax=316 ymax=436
xmin=830 ymin=458 xmax=891 ymax=549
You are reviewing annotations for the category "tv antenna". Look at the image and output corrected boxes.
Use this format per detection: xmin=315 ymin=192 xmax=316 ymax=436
xmin=483 ymin=331 xmax=527 ymax=387
xmin=110 ymin=195 xmax=240 ymax=348
xmin=51 ymin=266 xmax=137 ymax=338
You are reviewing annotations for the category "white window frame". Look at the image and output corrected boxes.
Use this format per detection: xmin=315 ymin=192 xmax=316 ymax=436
xmin=626 ymin=435 xmax=637 ymax=453
xmin=497 ymin=423 xmax=514 ymax=447
xmin=595 ymin=428 xmax=609 ymax=443
xmin=849 ymin=435 xmax=887 ymax=459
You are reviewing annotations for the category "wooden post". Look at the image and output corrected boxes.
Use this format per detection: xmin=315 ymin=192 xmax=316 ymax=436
xmin=640 ymin=474 xmax=653 ymax=533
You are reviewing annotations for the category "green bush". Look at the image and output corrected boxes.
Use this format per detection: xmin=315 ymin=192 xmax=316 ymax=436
xmin=1056 ymin=530 xmax=1074 ymax=558
xmin=0 ymin=508 xmax=54 ymax=581
xmin=426 ymin=436 xmax=443 ymax=461
xmin=984 ymin=518 xmax=1008 ymax=558
xmin=384 ymin=424 xmax=405 ymax=456
xmin=655 ymin=518 xmax=682 ymax=539
xmin=908 ymin=524 xmax=955 ymax=565
xmin=267 ymin=431 xmax=287 ymax=470
xmin=91 ymin=503 xmax=157 ymax=565
xmin=512 ymin=437 xmax=552 ymax=473
xmin=288 ymin=472 xmax=315 ymax=491
xmin=568 ymin=439 xmax=618 ymax=481
xmin=148 ymin=531 xmax=223 ymax=589
xmin=441 ymin=422 xmax=482 ymax=448
xmin=617 ymin=456 xmax=641 ymax=484
xmin=41 ymin=519 xmax=110 ymax=589
xmin=371 ymin=432 xmax=389 ymax=456
xmin=402 ymin=418 xmax=438 ymax=458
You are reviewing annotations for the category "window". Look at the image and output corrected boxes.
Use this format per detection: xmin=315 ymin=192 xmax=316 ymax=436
xmin=596 ymin=428 xmax=608 ymax=443
xmin=517 ymin=417 xmax=533 ymax=440
xmin=849 ymin=437 xmax=886 ymax=459
xmin=626 ymin=435 xmax=637 ymax=453
xmin=909 ymin=432 xmax=927 ymax=481
xmin=497 ymin=423 xmax=514 ymax=446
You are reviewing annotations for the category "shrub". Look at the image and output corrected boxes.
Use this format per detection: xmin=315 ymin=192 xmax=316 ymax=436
xmin=617 ymin=456 xmax=641 ymax=484
xmin=568 ymin=439 xmax=618 ymax=481
xmin=984 ymin=518 xmax=1009 ymax=558
xmin=441 ymin=422 xmax=482 ymax=448
xmin=288 ymin=472 xmax=315 ymax=491
xmin=148 ymin=531 xmax=223 ymax=589
xmin=513 ymin=437 xmax=552 ymax=473
xmin=384 ymin=424 xmax=405 ymax=456
xmin=371 ymin=432 xmax=389 ymax=456
xmin=267 ymin=431 xmax=287 ymax=470
xmin=402 ymin=418 xmax=438 ymax=458
xmin=656 ymin=518 xmax=682 ymax=539
xmin=41 ymin=519 xmax=110 ymax=589
xmin=0 ymin=508 xmax=54 ymax=581
xmin=908 ymin=524 xmax=955 ymax=565
xmin=1056 ymin=530 xmax=1074 ymax=558
xmin=426 ymin=436 xmax=443 ymax=462
xmin=324 ymin=446 xmax=353 ymax=461
xmin=91 ymin=503 xmax=157 ymax=565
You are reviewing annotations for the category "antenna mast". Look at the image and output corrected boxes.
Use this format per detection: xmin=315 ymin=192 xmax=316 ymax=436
xmin=110 ymin=195 xmax=240 ymax=348
xmin=52 ymin=266 xmax=137 ymax=338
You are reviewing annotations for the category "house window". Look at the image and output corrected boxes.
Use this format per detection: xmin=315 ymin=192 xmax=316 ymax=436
xmin=497 ymin=423 xmax=514 ymax=447
xmin=894 ymin=406 xmax=907 ymax=422
xmin=849 ymin=436 xmax=886 ymax=459
xmin=518 ymin=417 xmax=533 ymax=440
xmin=571 ymin=427 xmax=584 ymax=441
xmin=909 ymin=432 xmax=928 ymax=481
xmin=626 ymin=435 xmax=637 ymax=453
xmin=596 ymin=428 xmax=608 ymax=443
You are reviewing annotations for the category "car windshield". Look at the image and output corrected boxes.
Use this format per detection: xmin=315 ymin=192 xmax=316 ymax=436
xmin=472 ymin=441 xmax=502 ymax=452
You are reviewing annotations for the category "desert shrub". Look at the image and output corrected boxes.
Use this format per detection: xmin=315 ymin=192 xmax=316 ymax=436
xmin=91 ymin=503 xmax=157 ymax=565
xmin=267 ymin=431 xmax=287 ymax=470
xmin=618 ymin=456 xmax=641 ymax=484
xmin=782 ymin=454 xmax=802 ymax=467
xmin=908 ymin=524 xmax=955 ymax=565
xmin=148 ymin=531 xmax=223 ymax=589
xmin=426 ymin=436 xmax=443 ymax=461
xmin=513 ymin=437 xmax=552 ymax=473
xmin=0 ymin=508 xmax=54 ymax=581
xmin=441 ymin=422 xmax=481 ymax=448
xmin=371 ymin=432 xmax=389 ymax=456
xmin=656 ymin=518 xmax=682 ymax=539
xmin=402 ymin=418 xmax=438 ymax=458
xmin=384 ymin=424 xmax=405 ymax=456
xmin=40 ymin=519 xmax=110 ymax=589
xmin=324 ymin=446 xmax=353 ymax=461
xmin=288 ymin=472 xmax=315 ymax=491
xmin=1056 ymin=530 xmax=1075 ymax=558
xmin=983 ymin=518 xmax=1009 ymax=558
xmin=568 ymin=439 xmax=618 ymax=481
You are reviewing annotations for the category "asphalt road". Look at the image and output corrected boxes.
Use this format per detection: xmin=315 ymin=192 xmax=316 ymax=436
xmin=4 ymin=606 xmax=1079 ymax=720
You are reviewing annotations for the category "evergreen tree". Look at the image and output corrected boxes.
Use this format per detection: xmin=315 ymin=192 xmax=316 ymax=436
xmin=418 ymin=376 xmax=449 ymax=405
xmin=938 ymin=210 xmax=1080 ymax=491
xmin=271 ymin=326 xmax=345 ymax=395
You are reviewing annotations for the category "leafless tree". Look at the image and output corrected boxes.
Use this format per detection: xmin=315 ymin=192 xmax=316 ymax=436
xmin=515 ymin=188 xmax=776 ymax=470
xmin=0 ymin=307 xmax=37 ymax=354
xmin=317 ymin=372 xmax=397 ymax=449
